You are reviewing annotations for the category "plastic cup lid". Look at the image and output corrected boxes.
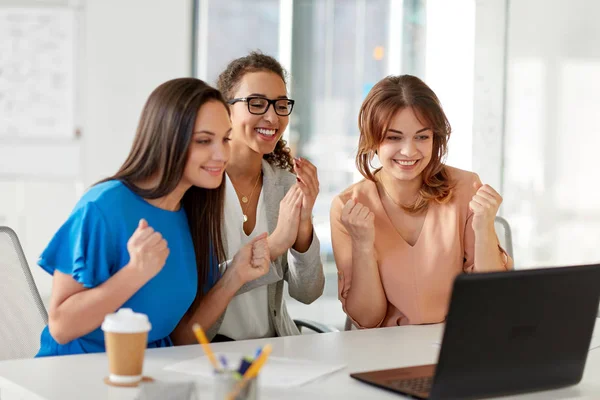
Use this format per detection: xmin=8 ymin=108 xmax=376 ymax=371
xmin=101 ymin=308 xmax=152 ymax=333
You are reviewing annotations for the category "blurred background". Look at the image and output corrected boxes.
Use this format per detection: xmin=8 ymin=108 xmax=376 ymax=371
xmin=1 ymin=0 xmax=598 ymax=330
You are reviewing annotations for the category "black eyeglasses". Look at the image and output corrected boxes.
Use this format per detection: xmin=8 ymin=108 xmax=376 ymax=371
xmin=228 ymin=96 xmax=295 ymax=116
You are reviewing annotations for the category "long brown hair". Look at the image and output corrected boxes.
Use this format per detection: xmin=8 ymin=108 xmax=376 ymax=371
xmin=357 ymin=75 xmax=454 ymax=213
xmin=99 ymin=78 xmax=227 ymax=313
xmin=217 ymin=51 xmax=294 ymax=172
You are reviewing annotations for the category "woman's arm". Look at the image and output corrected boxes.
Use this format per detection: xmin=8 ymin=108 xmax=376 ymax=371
xmin=267 ymin=185 xmax=303 ymax=260
xmin=170 ymin=268 xmax=242 ymax=345
xmin=273 ymin=158 xmax=323 ymax=303
xmin=331 ymin=197 xmax=387 ymax=328
xmin=171 ymin=233 xmax=271 ymax=345
xmin=473 ymin=225 xmax=508 ymax=272
xmin=292 ymin=219 xmax=313 ymax=253
xmin=465 ymin=180 xmax=513 ymax=272
xmin=49 ymin=266 xmax=153 ymax=344
xmin=284 ymin=228 xmax=324 ymax=304
xmin=291 ymin=157 xmax=318 ymax=253
xmin=48 ymin=219 xmax=169 ymax=344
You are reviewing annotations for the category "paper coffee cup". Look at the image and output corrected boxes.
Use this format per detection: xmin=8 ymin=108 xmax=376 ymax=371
xmin=101 ymin=308 xmax=152 ymax=384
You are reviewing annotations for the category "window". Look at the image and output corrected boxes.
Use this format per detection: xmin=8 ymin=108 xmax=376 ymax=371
xmin=502 ymin=0 xmax=600 ymax=268
xmin=195 ymin=0 xmax=483 ymax=328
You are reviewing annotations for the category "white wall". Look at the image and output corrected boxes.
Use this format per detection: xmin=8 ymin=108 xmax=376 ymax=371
xmin=503 ymin=0 xmax=600 ymax=267
xmin=1 ymin=0 xmax=193 ymax=302
xmin=82 ymin=0 xmax=193 ymax=185
xmin=471 ymin=0 xmax=507 ymax=190
xmin=425 ymin=0 xmax=475 ymax=175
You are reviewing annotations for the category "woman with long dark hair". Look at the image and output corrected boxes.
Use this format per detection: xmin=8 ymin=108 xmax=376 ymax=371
xmin=36 ymin=78 xmax=270 ymax=356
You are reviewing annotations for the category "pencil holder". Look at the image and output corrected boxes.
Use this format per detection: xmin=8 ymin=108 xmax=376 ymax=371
xmin=213 ymin=369 xmax=258 ymax=400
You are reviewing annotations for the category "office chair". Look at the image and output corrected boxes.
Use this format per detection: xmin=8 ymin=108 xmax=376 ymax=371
xmin=0 ymin=226 xmax=48 ymax=360
xmin=494 ymin=216 xmax=514 ymax=260
xmin=294 ymin=319 xmax=339 ymax=333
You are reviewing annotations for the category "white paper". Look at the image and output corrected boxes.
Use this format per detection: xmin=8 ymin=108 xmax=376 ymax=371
xmin=164 ymin=352 xmax=346 ymax=388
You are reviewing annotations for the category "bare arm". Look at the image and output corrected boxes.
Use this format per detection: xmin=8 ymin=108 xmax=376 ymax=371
xmin=171 ymin=233 xmax=271 ymax=345
xmin=465 ymin=181 xmax=513 ymax=272
xmin=473 ymin=225 xmax=507 ymax=272
xmin=48 ymin=266 xmax=152 ymax=344
xmin=292 ymin=157 xmax=319 ymax=254
xmin=170 ymin=268 xmax=242 ymax=345
xmin=292 ymin=219 xmax=313 ymax=253
xmin=49 ymin=219 xmax=169 ymax=344
xmin=267 ymin=185 xmax=303 ymax=260
xmin=344 ymin=239 xmax=387 ymax=327
xmin=331 ymin=197 xmax=387 ymax=328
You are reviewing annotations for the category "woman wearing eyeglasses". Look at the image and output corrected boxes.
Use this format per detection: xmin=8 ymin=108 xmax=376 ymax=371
xmin=201 ymin=51 xmax=324 ymax=341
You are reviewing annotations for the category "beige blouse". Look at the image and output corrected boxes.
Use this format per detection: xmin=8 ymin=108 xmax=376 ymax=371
xmin=330 ymin=166 xmax=513 ymax=328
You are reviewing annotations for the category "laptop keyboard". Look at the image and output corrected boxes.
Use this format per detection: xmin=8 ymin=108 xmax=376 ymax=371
xmin=386 ymin=376 xmax=433 ymax=394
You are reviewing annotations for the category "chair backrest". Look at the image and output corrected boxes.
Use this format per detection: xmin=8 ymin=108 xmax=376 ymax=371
xmin=0 ymin=226 xmax=48 ymax=360
xmin=343 ymin=216 xmax=516 ymax=331
xmin=494 ymin=216 xmax=514 ymax=260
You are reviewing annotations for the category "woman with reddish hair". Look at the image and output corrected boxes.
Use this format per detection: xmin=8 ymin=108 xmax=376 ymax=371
xmin=330 ymin=75 xmax=513 ymax=329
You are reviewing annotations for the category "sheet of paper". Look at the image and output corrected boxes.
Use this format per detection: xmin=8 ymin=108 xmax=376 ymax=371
xmin=164 ymin=352 xmax=346 ymax=388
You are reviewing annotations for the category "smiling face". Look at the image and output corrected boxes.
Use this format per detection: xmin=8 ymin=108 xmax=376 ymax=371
xmin=181 ymin=100 xmax=232 ymax=189
xmin=229 ymin=71 xmax=289 ymax=155
xmin=377 ymin=107 xmax=434 ymax=183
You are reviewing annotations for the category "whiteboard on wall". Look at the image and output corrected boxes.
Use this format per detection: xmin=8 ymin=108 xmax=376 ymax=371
xmin=0 ymin=7 xmax=76 ymax=138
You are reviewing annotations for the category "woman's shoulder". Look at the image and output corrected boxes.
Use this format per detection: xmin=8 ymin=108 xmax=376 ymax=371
xmin=444 ymin=165 xmax=481 ymax=201
xmin=75 ymin=180 xmax=135 ymax=214
xmin=332 ymin=179 xmax=378 ymax=210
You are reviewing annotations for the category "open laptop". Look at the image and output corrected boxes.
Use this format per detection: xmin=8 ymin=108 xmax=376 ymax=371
xmin=350 ymin=264 xmax=600 ymax=399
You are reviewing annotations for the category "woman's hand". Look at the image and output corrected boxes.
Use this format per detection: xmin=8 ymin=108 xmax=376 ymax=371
xmin=126 ymin=219 xmax=169 ymax=279
xmin=294 ymin=157 xmax=319 ymax=223
xmin=340 ymin=199 xmax=375 ymax=249
xmin=228 ymin=232 xmax=271 ymax=286
xmin=469 ymin=182 xmax=502 ymax=234
xmin=268 ymin=185 xmax=303 ymax=259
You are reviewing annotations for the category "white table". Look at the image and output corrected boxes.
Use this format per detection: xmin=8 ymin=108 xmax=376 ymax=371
xmin=1 ymin=322 xmax=599 ymax=400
